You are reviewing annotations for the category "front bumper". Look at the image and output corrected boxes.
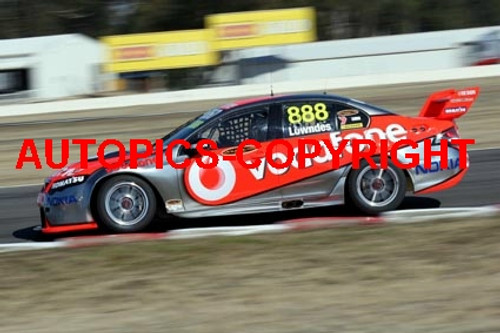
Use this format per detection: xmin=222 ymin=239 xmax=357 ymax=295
xmin=39 ymin=207 xmax=98 ymax=234
xmin=37 ymin=184 xmax=98 ymax=234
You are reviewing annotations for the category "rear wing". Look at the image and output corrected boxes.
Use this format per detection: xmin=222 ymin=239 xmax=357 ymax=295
xmin=418 ymin=87 xmax=480 ymax=120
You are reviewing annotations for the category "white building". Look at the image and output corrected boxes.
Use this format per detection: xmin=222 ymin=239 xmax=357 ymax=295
xmin=0 ymin=34 xmax=103 ymax=101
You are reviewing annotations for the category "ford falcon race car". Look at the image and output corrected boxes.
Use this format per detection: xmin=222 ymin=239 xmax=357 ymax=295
xmin=37 ymin=88 xmax=479 ymax=234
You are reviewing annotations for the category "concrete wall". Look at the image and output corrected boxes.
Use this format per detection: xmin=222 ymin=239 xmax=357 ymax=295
xmin=1 ymin=64 xmax=499 ymax=118
xmin=232 ymin=25 xmax=500 ymax=84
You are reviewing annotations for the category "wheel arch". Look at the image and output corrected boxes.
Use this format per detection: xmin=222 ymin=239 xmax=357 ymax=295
xmin=343 ymin=160 xmax=415 ymax=193
xmin=89 ymin=172 xmax=167 ymax=223
xmin=343 ymin=157 xmax=409 ymax=214
xmin=402 ymin=168 xmax=415 ymax=192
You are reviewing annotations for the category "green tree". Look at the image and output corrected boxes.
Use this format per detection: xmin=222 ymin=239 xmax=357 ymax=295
xmin=1 ymin=0 xmax=500 ymax=40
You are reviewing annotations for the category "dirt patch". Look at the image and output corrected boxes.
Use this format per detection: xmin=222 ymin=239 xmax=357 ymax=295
xmin=1 ymin=216 xmax=500 ymax=332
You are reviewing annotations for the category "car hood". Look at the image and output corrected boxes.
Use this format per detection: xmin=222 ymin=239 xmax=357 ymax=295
xmin=46 ymin=150 xmax=141 ymax=183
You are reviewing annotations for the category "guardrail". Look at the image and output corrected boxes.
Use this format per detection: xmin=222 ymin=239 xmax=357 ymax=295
xmin=0 ymin=64 xmax=499 ymax=118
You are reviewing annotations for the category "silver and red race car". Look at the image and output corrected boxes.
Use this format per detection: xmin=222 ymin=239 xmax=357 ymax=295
xmin=37 ymin=88 xmax=479 ymax=234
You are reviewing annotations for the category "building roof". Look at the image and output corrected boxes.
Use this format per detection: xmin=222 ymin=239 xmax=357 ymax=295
xmin=0 ymin=34 xmax=99 ymax=57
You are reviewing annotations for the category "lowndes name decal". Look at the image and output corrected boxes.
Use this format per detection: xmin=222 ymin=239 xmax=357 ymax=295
xmin=287 ymin=123 xmax=332 ymax=136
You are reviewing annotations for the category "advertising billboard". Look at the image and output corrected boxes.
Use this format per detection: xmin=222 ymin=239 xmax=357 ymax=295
xmin=206 ymin=7 xmax=316 ymax=50
xmin=102 ymin=29 xmax=218 ymax=73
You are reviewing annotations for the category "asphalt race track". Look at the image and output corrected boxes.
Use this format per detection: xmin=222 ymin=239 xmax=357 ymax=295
xmin=1 ymin=149 xmax=498 ymax=244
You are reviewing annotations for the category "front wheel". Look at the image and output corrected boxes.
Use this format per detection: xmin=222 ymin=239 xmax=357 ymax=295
xmin=346 ymin=159 xmax=406 ymax=215
xmin=96 ymin=176 xmax=157 ymax=233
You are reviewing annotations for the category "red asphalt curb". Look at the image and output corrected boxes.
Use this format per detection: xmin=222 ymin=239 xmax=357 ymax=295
xmin=61 ymin=232 xmax=168 ymax=248
xmin=280 ymin=216 xmax=385 ymax=231
xmin=59 ymin=216 xmax=385 ymax=248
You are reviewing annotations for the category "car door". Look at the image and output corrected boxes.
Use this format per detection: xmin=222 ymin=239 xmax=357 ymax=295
xmin=177 ymin=103 xmax=284 ymax=210
xmin=277 ymin=99 xmax=370 ymax=201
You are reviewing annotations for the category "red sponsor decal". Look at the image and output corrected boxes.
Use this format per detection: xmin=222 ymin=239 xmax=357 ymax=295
xmin=216 ymin=23 xmax=258 ymax=39
xmin=113 ymin=46 xmax=155 ymax=61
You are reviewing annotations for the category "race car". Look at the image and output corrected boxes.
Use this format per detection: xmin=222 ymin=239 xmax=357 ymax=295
xmin=37 ymin=87 xmax=479 ymax=234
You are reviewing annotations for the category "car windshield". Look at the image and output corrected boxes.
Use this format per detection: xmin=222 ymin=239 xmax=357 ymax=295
xmin=159 ymin=107 xmax=224 ymax=145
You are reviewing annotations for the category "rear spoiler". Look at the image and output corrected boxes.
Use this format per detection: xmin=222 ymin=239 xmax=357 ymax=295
xmin=418 ymin=87 xmax=480 ymax=120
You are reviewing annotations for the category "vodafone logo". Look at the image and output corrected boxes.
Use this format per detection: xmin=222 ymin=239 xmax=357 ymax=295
xmin=187 ymin=156 xmax=236 ymax=202
xmin=249 ymin=124 xmax=408 ymax=180
xmin=184 ymin=124 xmax=411 ymax=204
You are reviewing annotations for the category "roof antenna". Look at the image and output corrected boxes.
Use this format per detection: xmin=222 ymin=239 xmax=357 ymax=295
xmin=323 ymin=79 xmax=328 ymax=95
xmin=270 ymin=72 xmax=274 ymax=96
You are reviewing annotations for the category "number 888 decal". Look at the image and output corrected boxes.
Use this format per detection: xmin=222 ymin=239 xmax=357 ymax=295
xmin=287 ymin=102 xmax=329 ymax=124
xmin=286 ymin=102 xmax=332 ymax=137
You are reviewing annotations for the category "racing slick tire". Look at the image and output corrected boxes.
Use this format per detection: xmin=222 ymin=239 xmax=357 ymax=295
xmin=96 ymin=175 xmax=157 ymax=233
xmin=346 ymin=159 xmax=406 ymax=215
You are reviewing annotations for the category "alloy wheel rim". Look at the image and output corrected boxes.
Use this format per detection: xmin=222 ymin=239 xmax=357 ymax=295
xmin=104 ymin=182 xmax=149 ymax=226
xmin=355 ymin=166 xmax=399 ymax=207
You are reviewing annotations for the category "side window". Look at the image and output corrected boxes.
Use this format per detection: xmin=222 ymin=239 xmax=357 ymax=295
xmin=197 ymin=107 xmax=270 ymax=148
xmin=282 ymin=101 xmax=335 ymax=138
xmin=333 ymin=103 xmax=370 ymax=131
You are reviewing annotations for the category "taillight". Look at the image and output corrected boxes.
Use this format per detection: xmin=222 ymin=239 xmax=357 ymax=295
xmin=433 ymin=126 xmax=460 ymax=147
xmin=443 ymin=126 xmax=459 ymax=139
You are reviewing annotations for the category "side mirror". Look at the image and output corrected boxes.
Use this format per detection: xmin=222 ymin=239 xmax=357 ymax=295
xmin=185 ymin=141 xmax=211 ymax=157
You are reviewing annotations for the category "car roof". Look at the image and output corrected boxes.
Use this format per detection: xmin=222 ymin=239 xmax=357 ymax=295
xmin=224 ymin=93 xmax=393 ymax=116
xmin=229 ymin=94 xmax=352 ymax=107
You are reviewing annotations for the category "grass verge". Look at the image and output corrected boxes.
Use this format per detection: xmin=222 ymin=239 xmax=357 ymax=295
xmin=1 ymin=216 xmax=500 ymax=332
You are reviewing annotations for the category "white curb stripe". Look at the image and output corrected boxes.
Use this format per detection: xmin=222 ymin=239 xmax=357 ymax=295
xmin=167 ymin=224 xmax=289 ymax=239
xmin=0 ymin=241 xmax=65 ymax=253
xmin=0 ymin=183 xmax=42 ymax=190
xmin=382 ymin=205 xmax=500 ymax=224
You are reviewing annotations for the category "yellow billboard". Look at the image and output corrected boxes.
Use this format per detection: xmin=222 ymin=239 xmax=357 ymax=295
xmin=205 ymin=7 xmax=316 ymax=51
xmin=102 ymin=29 xmax=218 ymax=73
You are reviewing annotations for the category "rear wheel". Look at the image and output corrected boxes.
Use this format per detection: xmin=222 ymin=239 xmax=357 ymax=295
xmin=96 ymin=176 xmax=157 ymax=233
xmin=346 ymin=159 xmax=406 ymax=215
